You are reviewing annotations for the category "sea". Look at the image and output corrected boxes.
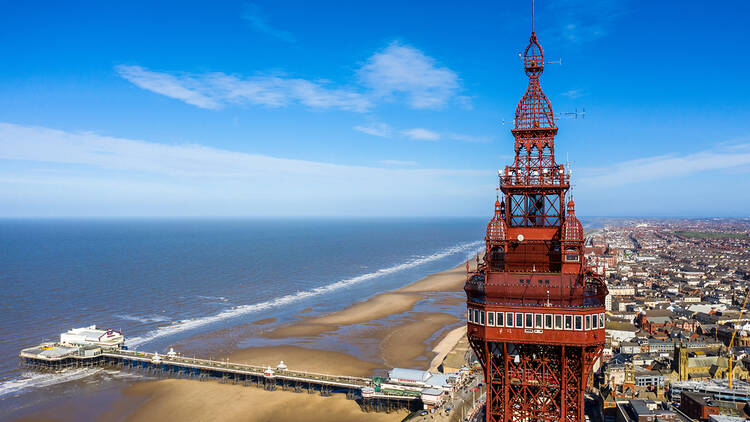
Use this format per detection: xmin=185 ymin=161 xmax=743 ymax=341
xmin=0 ymin=217 xmax=487 ymax=413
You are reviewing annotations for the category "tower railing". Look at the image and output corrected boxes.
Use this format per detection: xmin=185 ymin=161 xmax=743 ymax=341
xmin=500 ymin=169 xmax=569 ymax=186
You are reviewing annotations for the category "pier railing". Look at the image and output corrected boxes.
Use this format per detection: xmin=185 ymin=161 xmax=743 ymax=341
xmin=20 ymin=346 xmax=421 ymax=401
xmin=108 ymin=349 xmax=375 ymax=389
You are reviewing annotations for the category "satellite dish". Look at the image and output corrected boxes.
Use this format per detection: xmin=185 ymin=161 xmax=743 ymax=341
xmin=517 ymin=234 xmax=525 ymax=242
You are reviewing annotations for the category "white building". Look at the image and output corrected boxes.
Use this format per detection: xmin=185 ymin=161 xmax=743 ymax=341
xmin=605 ymin=321 xmax=637 ymax=345
xmin=609 ymin=286 xmax=635 ymax=296
xmin=60 ymin=325 xmax=124 ymax=349
xmin=382 ymin=368 xmax=457 ymax=408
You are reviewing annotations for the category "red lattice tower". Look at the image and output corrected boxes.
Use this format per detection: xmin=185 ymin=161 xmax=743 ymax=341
xmin=464 ymin=3 xmax=607 ymax=421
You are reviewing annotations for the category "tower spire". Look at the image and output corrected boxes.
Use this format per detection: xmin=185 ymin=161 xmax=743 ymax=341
xmin=532 ymin=0 xmax=535 ymax=34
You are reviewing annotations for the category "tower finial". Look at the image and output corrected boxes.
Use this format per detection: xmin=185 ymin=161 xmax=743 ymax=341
xmin=532 ymin=0 xmax=535 ymax=34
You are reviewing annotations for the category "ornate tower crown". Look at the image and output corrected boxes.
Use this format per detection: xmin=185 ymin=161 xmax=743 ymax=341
xmin=523 ymin=32 xmax=544 ymax=75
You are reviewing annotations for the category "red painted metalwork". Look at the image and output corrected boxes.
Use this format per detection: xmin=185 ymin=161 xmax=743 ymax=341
xmin=464 ymin=2 xmax=606 ymax=421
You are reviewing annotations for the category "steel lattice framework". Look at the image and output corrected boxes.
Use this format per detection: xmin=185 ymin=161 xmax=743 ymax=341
xmin=464 ymin=3 xmax=607 ymax=421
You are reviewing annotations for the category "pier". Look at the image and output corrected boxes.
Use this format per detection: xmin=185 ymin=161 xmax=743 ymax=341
xmin=19 ymin=327 xmax=432 ymax=414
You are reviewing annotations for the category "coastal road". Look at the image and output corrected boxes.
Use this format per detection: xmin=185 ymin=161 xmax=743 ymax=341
xmin=407 ymin=372 xmax=483 ymax=422
xmin=449 ymin=375 xmax=484 ymax=422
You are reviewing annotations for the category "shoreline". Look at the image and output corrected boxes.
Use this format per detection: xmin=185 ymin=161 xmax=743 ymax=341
xmin=13 ymin=260 xmax=472 ymax=422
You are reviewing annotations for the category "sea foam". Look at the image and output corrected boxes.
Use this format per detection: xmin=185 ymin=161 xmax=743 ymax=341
xmin=114 ymin=314 xmax=171 ymax=324
xmin=0 ymin=368 xmax=101 ymax=398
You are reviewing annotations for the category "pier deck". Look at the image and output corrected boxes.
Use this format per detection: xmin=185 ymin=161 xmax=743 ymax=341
xmin=20 ymin=344 xmax=421 ymax=412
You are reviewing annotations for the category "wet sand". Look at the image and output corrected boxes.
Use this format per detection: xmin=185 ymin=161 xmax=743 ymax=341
xmin=428 ymin=325 xmax=467 ymax=372
xmin=378 ymin=312 xmax=460 ymax=369
xmin=228 ymin=345 xmax=381 ymax=377
xmin=119 ymin=379 xmax=406 ymax=422
xmin=262 ymin=262 xmax=468 ymax=339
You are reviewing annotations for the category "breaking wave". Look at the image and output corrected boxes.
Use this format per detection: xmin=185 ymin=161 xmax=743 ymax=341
xmin=125 ymin=240 xmax=483 ymax=348
xmin=114 ymin=314 xmax=171 ymax=324
xmin=0 ymin=368 xmax=101 ymax=398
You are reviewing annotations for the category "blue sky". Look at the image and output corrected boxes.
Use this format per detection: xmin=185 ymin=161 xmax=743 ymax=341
xmin=0 ymin=0 xmax=749 ymax=217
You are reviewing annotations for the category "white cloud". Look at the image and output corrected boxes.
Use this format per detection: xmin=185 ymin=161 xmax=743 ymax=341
xmin=395 ymin=128 xmax=491 ymax=143
xmin=561 ymin=88 xmax=585 ymax=99
xmin=401 ymin=128 xmax=441 ymax=141
xmin=241 ymin=3 xmax=295 ymax=42
xmin=358 ymin=42 xmax=462 ymax=109
xmin=354 ymin=123 xmax=391 ymax=137
xmin=116 ymin=65 xmax=372 ymax=112
xmin=0 ymin=123 xmax=491 ymax=217
xmin=578 ymin=144 xmax=750 ymax=188
xmin=354 ymin=122 xmax=491 ymax=143
xmin=547 ymin=0 xmax=626 ymax=44
xmin=118 ymin=42 xmax=464 ymax=113
xmin=379 ymin=160 xmax=418 ymax=167
xmin=446 ymin=133 xmax=492 ymax=143
xmin=116 ymin=65 xmax=221 ymax=109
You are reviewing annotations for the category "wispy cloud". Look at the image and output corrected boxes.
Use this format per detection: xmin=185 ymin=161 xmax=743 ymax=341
xmin=354 ymin=122 xmax=491 ymax=143
xmin=241 ymin=2 xmax=295 ymax=43
xmin=0 ymin=123 xmax=491 ymax=216
xmin=354 ymin=122 xmax=391 ymax=137
xmin=445 ymin=133 xmax=492 ymax=143
xmin=117 ymin=42 xmax=464 ymax=113
xmin=401 ymin=128 xmax=441 ymax=141
xmin=116 ymin=65 xmax=221 ymax=109
xmin=379 ymin=160 xmax=418 ymax=167
xmin=116 ymin=65 xmax=371 ymax=112
xmin=547 ymin=0 xmax=628 ymax=44
xmin=358 ymin=42 xmax=463 ymax=109
xmin=561 ymin=88 xmax=586 ymax=99
xmin=578 ymin=143 xmax=750 ymax=188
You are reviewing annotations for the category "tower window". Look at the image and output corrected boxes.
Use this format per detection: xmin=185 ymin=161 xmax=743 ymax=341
xmin=545 ymin=314 xmax=553 ymax=329
xmin=525 ymin=313 xmax=533 ymax=328
xmin=507 ymin=312 xmax=515 ymax=327
xmin=480 ymin=310 xmax=485 ymax=325
xmin=497 ymin=312 xmax=504 ymax=327
xmin=554 ymin=314 xmax=563 ymax=330
xmin=585 ymin=315 xmax=591 ymax=330
xmin=487 ymin=311 xmax=494 ymax=327
xmin=565 ymin=315 xmax=573 ymax=330
xmin=535 ymin=313 xmax=543 ymax=329
xmin=575 ymin=315 xmax=583 ymax=331
xmin=474 ymin=309 xmax=480 ymax=324
xmin=468 ymin=309 xmax=473 ymax=323
xmin=515 ymin=313 xmax=523 ymax=328
xmin=489 ymin=247 xmax=505 ymax=272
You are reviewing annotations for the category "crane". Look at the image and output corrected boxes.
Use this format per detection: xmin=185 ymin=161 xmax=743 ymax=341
xmin=728 ymin=288 xmax=749 ymax=389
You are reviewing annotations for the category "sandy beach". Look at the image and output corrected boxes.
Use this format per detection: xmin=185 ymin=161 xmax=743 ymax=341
xmin=116 ymin=379 xmax=404 ymax=422
xmin=16 ymin=261 xmax=472 ymax=422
